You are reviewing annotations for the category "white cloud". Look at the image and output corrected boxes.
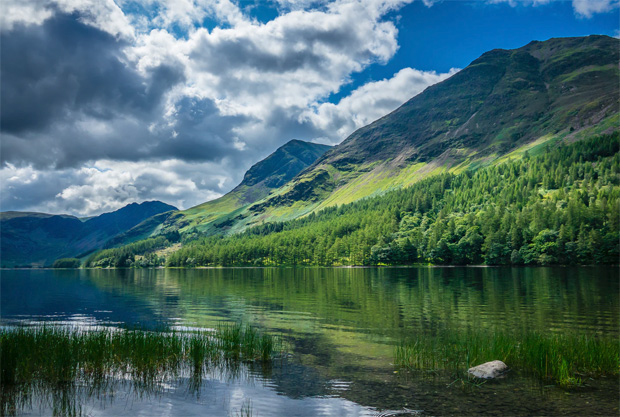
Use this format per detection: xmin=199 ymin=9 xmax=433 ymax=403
xmin=119 ymin=0 xmax=248 ymax=31
xmin=56 ymin=0 xmax=135 ymax=39
xmin=1 ymin=159 xmax=233 ymax=215
xmin=0 ymin=0 xmax=53 ymax=31
xmin=572 ymin=0 xmax=620 ymax=17
xmin=0 ymin=0 xmax=457 ymax=215
xmin=304 ymin=67 xmax=459 ymax=142
xmin=177 ymin=1 xmax=405 ymax=115
xmin=0 ymin=0 xmax=134 ymax=38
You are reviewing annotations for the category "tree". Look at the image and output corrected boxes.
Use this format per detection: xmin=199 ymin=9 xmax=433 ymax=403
xmin=52 ymin=258 xmax=81 ymax=268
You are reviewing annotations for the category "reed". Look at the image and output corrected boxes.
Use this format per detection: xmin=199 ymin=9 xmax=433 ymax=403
xmin=394 ymin=327 xmax=618 ymax=387
xmin=0 ymin=324 xmax=281 ymax=416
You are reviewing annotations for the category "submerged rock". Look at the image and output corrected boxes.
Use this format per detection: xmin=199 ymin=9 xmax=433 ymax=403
xmin=467 ymin=360 xmax=508 ymax=379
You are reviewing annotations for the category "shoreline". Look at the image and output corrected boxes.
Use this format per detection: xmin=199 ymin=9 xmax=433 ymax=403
xmin=2 ymin=264 xmax=616 ymax=271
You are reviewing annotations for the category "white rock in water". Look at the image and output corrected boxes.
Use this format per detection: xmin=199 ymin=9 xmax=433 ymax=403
xmin=467 ymin=360 xmax=508 ymax=379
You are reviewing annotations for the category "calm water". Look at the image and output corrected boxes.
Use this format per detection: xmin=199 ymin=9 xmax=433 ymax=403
xmin=1 ymin=267 xmax=618 ymax=416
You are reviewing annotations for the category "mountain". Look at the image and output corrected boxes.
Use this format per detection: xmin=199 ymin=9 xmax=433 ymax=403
xmin=0 ymin=201 xmax=177 ymax=267
xmin=165 ymin=133 xmax=619 ymax=267
xmin=13 ymin=35 xmax=618 ymax=267
xmin=181 ymin=139 xmax=331 ymax=229
xmin=244 ymin=35 xmax=618 ymax=218
xmin=110 ymin=139 xmax=331 ymax=244
xmin=137 ymin=35 xmax=619 ymax=240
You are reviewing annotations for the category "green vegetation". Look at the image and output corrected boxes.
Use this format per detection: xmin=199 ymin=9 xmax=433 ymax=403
xmin=108 ymin=140 xmax=332 ymax=243
xmin=395 ymin=327 xmax=619 ymax=387
xmin=51 ymin=258 xmax=81 ymax=268
xmin=164 ymin=133 xmax=618 ymax=267
xmin=1 ymin=324 xmax=280 ymax=416
xmin=84 ymin=235 xmax=174 ymax=267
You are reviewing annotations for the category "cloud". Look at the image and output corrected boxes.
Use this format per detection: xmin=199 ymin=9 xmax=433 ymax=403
xmin=1 ymin=0 xmax=134 ymax=38
xmin=0 ymin=0 xmax=452 ymax=215
xmin=0 ymin=0 xmax=53 ymax=31
xmin=0 ymin=13 xmax=172 ymax=136
xmin=572 ymin=0 xmax=620 ymax=17
xmin=0 ymin=159 xmax=233 ymax=216
xmin=0 ymin=12 xmax=263 ymax=169
xmin=484 ymin=0 xmax=619 ymax=16
xmin=180 ymin=1 xmax=405 ymax=116
xmin=304 ymin=67 xmax=459 ymax=142
xmin=2 ymin=2 xmax=410 ymax=170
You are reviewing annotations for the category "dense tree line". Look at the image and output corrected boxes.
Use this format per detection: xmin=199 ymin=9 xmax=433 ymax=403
xmin=85 ymin=236 xmax=170 ymax=268
xmin=160 ymin=133 xmax=618 ymax=266
xmin=52 ymin=258 xmax=81 ymax=268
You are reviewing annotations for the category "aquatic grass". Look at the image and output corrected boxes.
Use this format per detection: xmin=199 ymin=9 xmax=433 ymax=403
xmin=394 ymin=328 xmax=619 ymax=387
xmin=0 ymin=324 xmax=282 ymax=416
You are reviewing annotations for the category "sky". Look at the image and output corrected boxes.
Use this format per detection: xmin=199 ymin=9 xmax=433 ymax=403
xmin=1 ymin=0 xmax=618 ymax=216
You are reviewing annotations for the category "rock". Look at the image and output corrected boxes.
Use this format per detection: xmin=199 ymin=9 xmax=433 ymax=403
xmin=467 ymin=360 xmax=508 ymax=379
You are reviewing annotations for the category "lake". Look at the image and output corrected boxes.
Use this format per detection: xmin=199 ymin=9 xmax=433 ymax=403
xmin=1 ymin=267 xmax=618 ymax=416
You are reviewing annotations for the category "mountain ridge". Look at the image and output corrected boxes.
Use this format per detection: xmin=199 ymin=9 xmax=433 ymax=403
xmin=4 ymin=35 xmax=618 ymax=265
xmin=0 ymin=200 xmax=177 ymax=266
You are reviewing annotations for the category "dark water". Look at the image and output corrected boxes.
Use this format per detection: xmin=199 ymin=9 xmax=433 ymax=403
xmin=1 ymin=267 xmax=618 ymax=416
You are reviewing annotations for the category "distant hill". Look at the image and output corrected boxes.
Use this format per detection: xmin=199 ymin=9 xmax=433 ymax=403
xmin=0 ymin=201 xmax=177 ymax=267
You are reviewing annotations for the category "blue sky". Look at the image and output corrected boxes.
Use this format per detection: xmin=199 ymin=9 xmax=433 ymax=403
xmin=334 ymin=0 xmax=620 ymax=100
xmin=1 ymin=0 xmax=618 ymax=215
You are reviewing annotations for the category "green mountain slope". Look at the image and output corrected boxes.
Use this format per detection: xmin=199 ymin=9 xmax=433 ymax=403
xmin=181 ymin=139 xmax=331 ymax=229
xmin=165 ymin=133 xmax=619 ymax=267
xmin=0 ymin=201 xmax=177 ymax=267
xmin=211 ymin=35 xmax=618 ymax=231
xmin=110 ymin=139 xmax=331 ymax=244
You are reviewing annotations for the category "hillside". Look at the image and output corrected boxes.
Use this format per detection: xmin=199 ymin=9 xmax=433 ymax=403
xmin=180 ymin=139 xmax=331 ymax=232
xmin=95 ymin=133 xmax=619 ymax=267
xmin=163 ymin=35 xmax=617 ymax=235
xmin=110 ymin=139 xmax=331 ymax=244
xmin=0 ymin=201 xmax=177 ymax=267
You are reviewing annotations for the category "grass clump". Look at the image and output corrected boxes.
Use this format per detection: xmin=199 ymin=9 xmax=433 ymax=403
xmin=394 ymin=328 xmax=618 ymax=387
xmin=0 ymin=324 xmax=281 ymax=416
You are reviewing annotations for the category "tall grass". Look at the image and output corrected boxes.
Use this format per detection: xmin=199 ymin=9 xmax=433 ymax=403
xmin=0 ymin=324 xmax=281 ymax=416
xmin=394 ymin=328 xmax=618 ymax=387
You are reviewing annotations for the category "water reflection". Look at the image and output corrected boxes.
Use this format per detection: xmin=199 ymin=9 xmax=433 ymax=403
xmin=1 ymin=267 xmax=618 ymax=416
xmin=4 ymin=359 xmax=377 ymax=417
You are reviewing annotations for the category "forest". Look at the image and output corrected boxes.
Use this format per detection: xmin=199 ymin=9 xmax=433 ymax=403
xmin=88 ymin=133 xmax=618 ymax=268
xmin=85 ymin=236 xmax=171 ymax=268
xmin=165 ymin=133 xmax=619 ymax=267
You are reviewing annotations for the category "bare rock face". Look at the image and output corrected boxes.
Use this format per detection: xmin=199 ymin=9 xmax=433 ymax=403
xmin=467 ymin=360 xmax=508 ymax=379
